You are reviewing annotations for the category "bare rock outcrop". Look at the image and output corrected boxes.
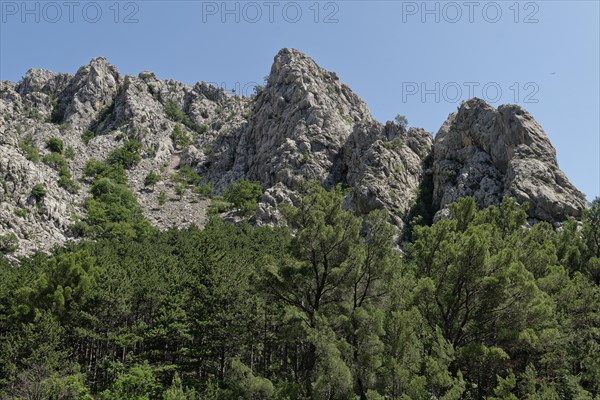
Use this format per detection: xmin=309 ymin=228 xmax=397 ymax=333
xmin=243 ymin=48 xmax=374 ymax=188
xmin=432 ymin=98 xmax=586 ymax=222
xmin=0 ymin=51 xmax=588 ymax=257
xmin=343 ymin=121 xmax=433 ymax=230
xmin=0 ymin=145 xmax=84 ymax=257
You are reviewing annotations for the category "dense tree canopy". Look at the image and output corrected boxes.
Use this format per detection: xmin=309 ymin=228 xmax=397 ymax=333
xmin=1 ymin=183 xmax=599 ymax=399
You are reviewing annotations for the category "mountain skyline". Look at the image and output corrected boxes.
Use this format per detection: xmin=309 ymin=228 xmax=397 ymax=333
xmin=0 ymin=48 xmax=587 ymax=258
xmin=2 ymin=1 xmax=598 ymax=200
xmin=4 ymin=50 xmax=597 ymax=203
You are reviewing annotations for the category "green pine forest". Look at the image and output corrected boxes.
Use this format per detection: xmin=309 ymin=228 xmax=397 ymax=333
xmin=1 ymin=148 xmax=600 ymax=399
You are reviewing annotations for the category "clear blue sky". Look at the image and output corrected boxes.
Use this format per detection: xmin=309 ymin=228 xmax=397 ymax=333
xmin=1 ymin=0 xmax=598 ymax=200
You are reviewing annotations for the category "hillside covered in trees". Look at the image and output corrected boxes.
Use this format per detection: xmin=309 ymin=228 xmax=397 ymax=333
xmin=1 ymin=181 xmax=599 ymax=399
xmin=0 ymin=49 xmax=597 ymax=400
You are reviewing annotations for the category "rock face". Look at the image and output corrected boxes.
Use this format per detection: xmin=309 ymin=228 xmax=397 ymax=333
xmin=433 ymin=98 xmax=586 ymax=222
xmin=0 ymin=49 xmax=587 ymax=257
xmin=1 ymin=79 xmax=88 ymax=259
xmin=59 ymin=57 xmax=122 ymax=128
xmin=0 ymin=144 xmax=83 ymax=258
xmin=343 ymin=121 xmax=433 ymax=229
xmin=242 ymin=48 xmax=373 ymax=188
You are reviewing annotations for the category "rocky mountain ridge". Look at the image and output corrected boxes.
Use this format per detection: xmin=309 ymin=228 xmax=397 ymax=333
xmin=0 ymin=48 xmax=587 ymax=257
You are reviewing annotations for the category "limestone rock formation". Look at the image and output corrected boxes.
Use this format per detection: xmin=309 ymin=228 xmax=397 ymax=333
xmin=243 ymin=48 xmax=374 ymax=188
xmin=0 ymin=144 xmax=84 ymax=259
xmin=432 ymin=98 xmax=586 ymax=222
xmin=343 ymin=121 xmax=433 ymax=229
xmin=0 ymin=50 xmax=588 ymax=257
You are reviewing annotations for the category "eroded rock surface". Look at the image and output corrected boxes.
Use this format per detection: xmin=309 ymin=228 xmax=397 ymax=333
xmin=0 ymin=50 xmax=587 ymax=257
xmin=433 ymin=98 xmax=586 ymax=222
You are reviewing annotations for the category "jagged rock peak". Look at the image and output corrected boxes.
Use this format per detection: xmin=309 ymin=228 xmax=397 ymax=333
xmin=71 ymin=56 xmax=121 ymax=93
xmin=16 ymin=68 xmax=69 ymax=96
xmin=56 ymin=57 xmax=122 ymax=127
xmin=271 ymin=48 xmax=338 ymax=83
xmin=433 ymin=98 xmax=586 ymax=222
xmin=243 ymin=48 xmax=373 ymax=188
xmin=267 ymin=48 xmax=370 ymax=116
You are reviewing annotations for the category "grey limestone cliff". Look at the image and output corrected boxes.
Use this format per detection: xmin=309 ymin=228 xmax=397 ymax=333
xmin=0 ymin=49 xmax=587 ymax=257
